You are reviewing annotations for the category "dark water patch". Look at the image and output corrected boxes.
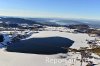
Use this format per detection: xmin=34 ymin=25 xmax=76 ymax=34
xmin=6 ymin=37 xmax=74 ymax=55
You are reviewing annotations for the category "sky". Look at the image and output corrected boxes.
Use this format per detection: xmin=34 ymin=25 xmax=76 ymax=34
xmin=0 ymin=0 xmax=100 ymax=20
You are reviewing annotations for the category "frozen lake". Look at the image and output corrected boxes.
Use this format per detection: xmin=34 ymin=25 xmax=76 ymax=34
xmin=6 ymin=37 xmax=74 ymax=54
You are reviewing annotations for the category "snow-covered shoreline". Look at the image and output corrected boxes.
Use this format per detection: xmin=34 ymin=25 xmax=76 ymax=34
xmin=26 ymin=31 xmax=95 ymax=49
xmin=0 ymin=30 xmax=99 ymax=66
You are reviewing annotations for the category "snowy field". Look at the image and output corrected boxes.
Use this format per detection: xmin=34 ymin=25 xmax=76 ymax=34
xmin=0 ymin=31 xmax=99 ymax=66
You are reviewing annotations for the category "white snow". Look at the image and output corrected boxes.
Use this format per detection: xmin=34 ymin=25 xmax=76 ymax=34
xmin=0 ymin=31 xmax=99 ymax=66
xmin=0 ymin=49 xmax=66 ymax=66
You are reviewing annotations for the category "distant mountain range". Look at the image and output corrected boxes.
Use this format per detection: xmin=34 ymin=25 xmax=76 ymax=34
xmin=0 ymin=17 xmax=38 ymax=25
xmin=0 ymin=17 xmax=60 ymax=26
xmin=29 ymin=18 xmax=84 ymax=25
xmin=29 ymin=18 xmax=100 ymax=28
xmin=0 ymin=16 xmax=100 ymax=28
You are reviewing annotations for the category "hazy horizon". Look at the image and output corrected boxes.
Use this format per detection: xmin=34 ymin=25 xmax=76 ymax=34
xmin=0 ymin=0 xmax=100 ymax=20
